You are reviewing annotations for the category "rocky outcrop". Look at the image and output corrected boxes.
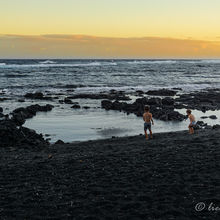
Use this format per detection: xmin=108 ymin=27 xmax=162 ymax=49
xmin=146 ymin=89 xmax=177 ymax=96
xmin=101 ymin=97 xmax=186 ymax=121
xmin=67 ymin=93 xmax=131 ymax=101
xmin=11 ymin=104 xmax=54 ymax=126
xmin=209 ymin=115 xmax=217 ymax=119
xmin=71 ymin=104 xmax=81 ymax=109
xmin=0 ymin=119 xmax=48 ymax=147
xmin=24 ymin=92 xmax=52 ymax=100
xmin=175 ymin=89 xmax=220 ymax=112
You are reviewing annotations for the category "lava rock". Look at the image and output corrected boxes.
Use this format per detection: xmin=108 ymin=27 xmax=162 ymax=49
xmin=67 ymin=93 xmax=131 ymax=101
xmin=24 ymin=92 xmax=52 ymax=100
xmin=161 ymin=97 xmax=174 ymax=106
xmin=101 ymin=100 xmax=113 ymax=110
xmin=83 ymin=106 xmax=90 ymax=109
xmin=64 ymin=98 xmax=74 ymax=104
xmin=71 ymin=104 xmax=81 ymax=109
xmin=146 ymin=89 xmax=177 ymax=96
xmin=213 ymin=124 xmax=220 ymax=129
xmin=11 ymin=104 xmax=54 ymax=126
xmin=54 ymin=140 xmax=64 ymax=145
xmin=101 ymin=97 xmax=185 ymax=121
xmin=0 ymin=119 xmax=48 ymax=147
xmin=209 ymin=115 xmax=217 ymax=119
xmin=0 ymin=98 xmax=9 ymax=102
xmin=201 ymin=116 xmax=208 ymax=119
xmin=25 ymin=92 xmax=43 ymax=99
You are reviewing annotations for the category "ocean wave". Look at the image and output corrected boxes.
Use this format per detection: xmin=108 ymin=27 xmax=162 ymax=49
xmin=127 ymin=60 xmax=177 ymax=65
xmin=0 ymin=63 xmax=6 ymax=66
xmin=0 ymin=61 xmax=117 ymax=68
xmin=39 ymin=60 xmax=57 ymax=64
xmin=74 ymin=82 xmax=220 ymax=94
xmin=202 ymin=59 xmax=220 ymax=63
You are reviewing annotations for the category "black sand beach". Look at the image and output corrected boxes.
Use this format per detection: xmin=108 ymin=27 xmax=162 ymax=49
xmin=0 ymin=128 xmax=220 ymax=219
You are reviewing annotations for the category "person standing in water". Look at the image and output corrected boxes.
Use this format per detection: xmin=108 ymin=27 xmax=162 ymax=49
xmin=143 ymin=105 xmax=154 ymax=140
xmin=186 ymin=109 xmax=196 ymax=134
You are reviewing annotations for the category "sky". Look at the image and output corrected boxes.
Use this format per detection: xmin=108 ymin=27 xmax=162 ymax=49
xmin=1 ymin=0 xmax=220 ymax=58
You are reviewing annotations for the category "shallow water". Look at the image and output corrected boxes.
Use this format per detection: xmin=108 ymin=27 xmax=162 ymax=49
xmin=24 ymin=107 xmax=189 ymax=143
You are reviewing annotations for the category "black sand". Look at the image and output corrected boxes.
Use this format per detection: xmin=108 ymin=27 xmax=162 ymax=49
xmin=0 ymin=129 xmax=220 ymax=219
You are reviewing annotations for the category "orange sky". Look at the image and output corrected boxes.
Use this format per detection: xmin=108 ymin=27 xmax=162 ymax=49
xmin=1 ymin=34 xmax=220 ymax=58
xmin=1 ymin=0 xmax=220 ymax=58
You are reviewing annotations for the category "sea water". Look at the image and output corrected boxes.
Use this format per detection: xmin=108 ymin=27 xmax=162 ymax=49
xmin=1 ymin=59 xmax=220 ymax=142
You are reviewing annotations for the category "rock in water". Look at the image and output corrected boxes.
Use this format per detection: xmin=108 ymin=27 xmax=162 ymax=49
xmin=146 ymin=89 xmax=177 ymax=96
xmin=101 ymin=98 xmax=185 ymax=121
xmin=209 ymin=115 xmax=217 ymax=119
xmin=64 ymin=98 xmax=74 ymax=104
xmin=71 ymin=104 xmax=81 ymax=109
xmin=11 ymin=104 xmax=54 ymax=126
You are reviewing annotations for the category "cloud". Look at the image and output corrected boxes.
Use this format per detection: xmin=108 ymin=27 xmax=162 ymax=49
xmin=0 ymin=34 xmax=220 ymax=58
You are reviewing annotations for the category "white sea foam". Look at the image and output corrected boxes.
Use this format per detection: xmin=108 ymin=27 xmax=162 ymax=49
xmin=126 ymin=60 xmax=177 ymax=65
xmin=74 ymin=82 xmax=220 ymax=94
xmin=202 ymin=59 xmax=220 ymax=63
xmin=39 ymin=60 xmax=57 ymax=64
xmin=0 ymin=61 xmax=117 ymax=68
xmin=0 ymin=63 xmax=6 ymax=66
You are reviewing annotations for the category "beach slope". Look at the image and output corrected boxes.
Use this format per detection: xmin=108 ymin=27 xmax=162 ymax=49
xmin=0 ymin=129 xmax=220 ymax=219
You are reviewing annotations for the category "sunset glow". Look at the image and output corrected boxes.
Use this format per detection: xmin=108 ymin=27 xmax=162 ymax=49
xmin=1 ymin=0 xmax=220 ymax=58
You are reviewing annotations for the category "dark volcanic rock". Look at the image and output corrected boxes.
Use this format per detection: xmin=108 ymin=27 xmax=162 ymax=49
xmin=213 ymin=124 xmax=220 ymax=129
xmin=25 ymin=92 xmax=43 ymax=99
xmin=209 ymin=115 xmax=217 ymax=119
xmin=146 ymin=89 xmax=177 ymax=96
xmin=11 ymin=104 xmax=54 ymax=126
xmin=194 ymin=121 xmax=208 ymax=130
xmin=0 ymin=107 xmax=3 ymax=113
xmin=101 ymin=100 xmax=113 ymax=110
xmin=83 ymin=106 xmax=90 ymax=109
xmin=64 ymin=98 xmax=73 ymax=104
xmin=71 ymin=104 xmax=81 ymax=109
xmin=101 ymin=97 xmax=185 ymax=121
xmin=201 ymin=116 xmax=208 ymax=119
xmin=54 ymin=140 xmax=64 ymax=145
xmin=0 ymin=119 xmax=48 ymax=147
xmin=24 ymin=92 xmax=52 ymax=100
xmin=175 ymin=89 xmax=220 ymax=111
xmin=18 ymin=99 xmax=25 ymax=102
xmin=0 ymin=98 xmax=9 ymax=102
xmin=161 ymin=97 xmax=175 ymax=105
xmin=67 ymin=93 xmax=131 ymax=101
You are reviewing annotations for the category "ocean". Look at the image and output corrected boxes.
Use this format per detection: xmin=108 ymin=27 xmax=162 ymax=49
xmin=1 ymin=59 xmax=220 ymax=142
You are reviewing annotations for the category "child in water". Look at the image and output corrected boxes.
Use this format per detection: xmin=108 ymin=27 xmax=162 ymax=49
xmin=143 ymin=105 xmax=154 ymax=140
xmin=186 ymin=109 xmax=196 ymax=134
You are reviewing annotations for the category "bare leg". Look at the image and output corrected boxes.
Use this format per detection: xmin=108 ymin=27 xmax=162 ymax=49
xmin=149 ymin=129 xmax=153 ymax=139
xmin=144 ymin=130 xmax=148 ymax=140
xmin=188 ymin=126 xmax=191 ymax=134
xmin=189 ymin=126 xmax=194 ymax=134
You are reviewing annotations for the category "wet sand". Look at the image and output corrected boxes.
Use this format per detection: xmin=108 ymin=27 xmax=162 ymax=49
xmin=0 ymin=128 xmax=220 ymax=219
